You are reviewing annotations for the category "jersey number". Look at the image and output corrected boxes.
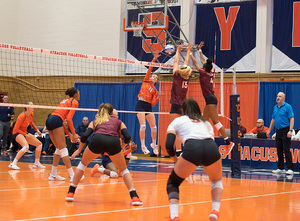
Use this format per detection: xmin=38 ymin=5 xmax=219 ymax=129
xmin=182 ymin=81 xmax=188 ymax=89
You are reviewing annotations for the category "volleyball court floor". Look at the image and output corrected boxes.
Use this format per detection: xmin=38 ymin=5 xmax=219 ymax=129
xmin=1 ymin=152 xmax=300 ymax=221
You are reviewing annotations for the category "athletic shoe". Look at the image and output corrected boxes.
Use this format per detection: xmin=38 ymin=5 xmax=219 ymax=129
xmin=8 ymin=163 xmax=20 ymax=170
xmin=131 ymin=197 xmax=143 ymax=206
xmin=65 ymin=192 xmax=74 ymax=202
xmin=142 ymin=146 xmax=150 ymax=155
xmin=26 ymin=150 xmax=33 ymax=154
xmin=7 ymin=148 xmax=13 ymax=152
xmin=70 ymin=175 xmax=84 ymax=183
xmin=209 ymin=210 xmax=219 ymax=221
xmin=42 ymin=151 xmax=46 ymax=155
xmin=272 ymin=169 xmax=285 ymax=174
xmin=286 ymin=169 xmax=294 ymax=175
xmin=32 ymin=163 xmax=46 ymax=169
xmin=225 ymin=142 xmax=234 ymax=155
xmin=90 ymin=164 xmax=100 ymax=177
xmin=150 ymin=143 xmax=159 ymax=155
xmin=48 ymin=174 xmax=66 ymax=181
xmin=169 ymin=217 xmax=180 ymax=221
xmin=2 ymin=150 xmax=7 ymax=154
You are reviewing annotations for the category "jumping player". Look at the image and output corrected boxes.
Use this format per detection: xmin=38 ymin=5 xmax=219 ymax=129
xmin=8 ymin=102 xmax=45 ymax=170
xmin=65 ymin=103 xmax=143 ymax=206
xmin=135 ymin=51 xmax=162 ymax=155
xmin=46 ymin=87 xmax=80 ymax=181
xmin=166 ymin=98 xmax=223 ymax=221
xmin=190 ymin=41 xmax=234 ymax=154
xmin=170 ymin=43 xmax=193 ymax=155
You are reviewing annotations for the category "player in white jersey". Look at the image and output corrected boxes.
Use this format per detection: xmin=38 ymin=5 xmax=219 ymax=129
xmin=165 ymin=98 xmax=223 ymax=221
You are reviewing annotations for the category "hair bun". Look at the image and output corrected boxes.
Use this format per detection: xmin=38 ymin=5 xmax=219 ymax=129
xmin=207 ymin=58 xmax=213 ymax=65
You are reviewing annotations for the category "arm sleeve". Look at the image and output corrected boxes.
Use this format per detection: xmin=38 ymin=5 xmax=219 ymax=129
xmin=165 ymin=133 xmax=176 ymax=157
xmin=14 ymin=114 xmax=27 ymax=136
xmin=144 ymin=57 xmax=157 ymax=81
xmin=81 ymin=128 xmax=94 ymax=143
xmin=30 ymin=121 xmax=39 ymax=132
xmin=151 ymin=89 xmax=159 ymax=107
xmin=66 ymin=100 xmax=79 ymax=134
xmin=121 ymin=128 xmax=131 ymax=144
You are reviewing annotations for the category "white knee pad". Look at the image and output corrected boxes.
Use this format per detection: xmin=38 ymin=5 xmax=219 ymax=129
xmin=214 ymin=122 xmax=223 ymax=130
xmin=60 ymin=147 xmax=69 ymax=158
xmin=36 ymin=144 xmax=42 ymax=151
xmin=151 ymin=126 xmax=157 ymax=133
xmin=140 ymin=125 xmax=146 ymax=132
xmin=211 ymin=180 xmax=223 ymax=190
xmin=21 ymin=146 xmax=29 ymax=152
xmin=121 ymin=168 xmax=130 ymax=177
xmin=54 ymin=148 xmax=61 ymax=156
xmin=110 ymin=171 xmax=118 ymax=178
xmin=77 ymin=162 xmax=87 ymax=171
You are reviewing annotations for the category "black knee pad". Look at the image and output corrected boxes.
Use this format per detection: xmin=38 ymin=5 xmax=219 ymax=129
xmin=166 ymin=170 xmax=185 ymax=200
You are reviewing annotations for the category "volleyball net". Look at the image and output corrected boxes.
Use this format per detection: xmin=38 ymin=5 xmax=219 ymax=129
xmin=0 ymin=43 xmax=230 ymax=154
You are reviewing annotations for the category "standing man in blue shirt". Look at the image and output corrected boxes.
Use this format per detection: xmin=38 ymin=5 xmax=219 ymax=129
xmin=0 ymin=95 xmax=15 ymax=154
xmin=267 ymin=92 xmax=294 ymax=175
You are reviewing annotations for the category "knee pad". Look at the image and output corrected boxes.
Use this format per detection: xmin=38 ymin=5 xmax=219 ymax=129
xmin=214 ymin=122 xmax=223 ymax=130
xmin=121 ymin=168 xmax=130 ymax=176
xmin=60 ymin=147 xmax=69 ymax=158
xmin=166 ymin=170 xmax=185 ymax=200
xmin=140 ymin=125 xmax=146 ymax=132
xmin=54 ymin=148 xmax=61 ymax=156
xmin=21 ymin=146 xmax=29 ymax=152
xmin=36 ymin=144 xmax=42 ymax=152
xmin=110 ymin=171 xmax=118 ymax=178
xmin=77 ymin=162 xmax=87 ymax=171
xmin=211 ymin=180 xmax=223 ymax=190
xmin=151 ymin=126 xmax=157 ymax=133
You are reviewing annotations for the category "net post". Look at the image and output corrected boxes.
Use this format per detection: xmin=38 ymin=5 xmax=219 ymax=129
xmin=232 ymin=68 xmax=237 ymax=95
xmin=220 ymin=68 xmax=224 ymax=116
xmin=230 ymin=94 xmax=241 ymax=177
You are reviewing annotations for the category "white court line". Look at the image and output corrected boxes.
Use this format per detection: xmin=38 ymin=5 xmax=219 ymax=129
xmin=0 ymin=178 xmax=168 ymax=192
xmin=13 ymin=189 xmax=300 ymax=221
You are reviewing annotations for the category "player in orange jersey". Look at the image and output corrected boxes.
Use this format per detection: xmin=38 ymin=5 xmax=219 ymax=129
xmin=135 ymin=51 xmax=162 ymax=155
xmin=46 ymin=87 xmax=80 ymax=181
xmin=8 ymin=102 xmax=45 ymax=170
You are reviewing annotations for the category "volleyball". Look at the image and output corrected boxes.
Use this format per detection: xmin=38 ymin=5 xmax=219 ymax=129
xmin=164 ymin=44 xmax=175 ymax=54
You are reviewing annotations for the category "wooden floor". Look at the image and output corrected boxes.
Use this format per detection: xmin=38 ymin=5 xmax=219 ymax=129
xmin=1 ymin=153 xmax=300 ymax=221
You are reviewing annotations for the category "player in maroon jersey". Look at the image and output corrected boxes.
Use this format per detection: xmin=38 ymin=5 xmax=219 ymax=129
xmin=169 ymin=43 xmax=193 ymax=155
xmin=190 ymin=41 xmax=234 ymax=155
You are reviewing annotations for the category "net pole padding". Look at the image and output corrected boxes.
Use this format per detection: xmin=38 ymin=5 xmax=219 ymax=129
xmin=232 ymin=68 xmax=237 ymax=95
xmin=220 ymin=68 xmax=224 ymax=116
xmin=0 ymin=103 xmax=169 ymax=115
xmin=230 ymin=94 xmax=241 ymax=177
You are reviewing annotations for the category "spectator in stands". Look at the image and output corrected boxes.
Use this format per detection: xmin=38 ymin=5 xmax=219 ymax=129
xmin=249 ymin=119 xmax=269 ymax=134
xmin=267 ymin=92 xmax=294 ymax=175
xmin=73 ymin=116 xmax=89 ymax=154
xmin=0 ymin=95 xmax=15 ymax=154
xmin=41 ymin=114 xmax=52 ymax=155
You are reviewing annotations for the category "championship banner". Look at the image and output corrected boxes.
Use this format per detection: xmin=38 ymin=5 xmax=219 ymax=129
xmin=126 ymin=6 xmax=180 ymax=73
xmin=272 ymin=0 xmax=300 ymax=71
xmin=195 ymin=0 xmax=256 ymax=71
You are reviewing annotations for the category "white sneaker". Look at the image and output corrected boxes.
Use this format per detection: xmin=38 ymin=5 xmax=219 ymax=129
xmin=8 ymin=163 xmax=20 ymax=170
xmin=272 ymin=169 xmax=285 ymax=174
xmin=150 ymin=143 xmax=159 ymax=155
xmin=48 ymin=174 xmax=66 ymax=181
xmin=32 ymin=163 xmax=46 ymax=169
xmin=70 ymin=175 xmax=85 ymax=183
xmin=286 ymin=169 xmax=294 ymax=175
xmin=141 ymin=146 xmax=150 ymax=155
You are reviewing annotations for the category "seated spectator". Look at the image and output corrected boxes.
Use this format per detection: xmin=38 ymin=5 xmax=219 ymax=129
xmin=240 ymin=125 xmax=247 ymax=137
xmin=68 ymin=117 xmax=89 ymax=155
xmin=249 ymin=119 xmax=269 ymax=134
